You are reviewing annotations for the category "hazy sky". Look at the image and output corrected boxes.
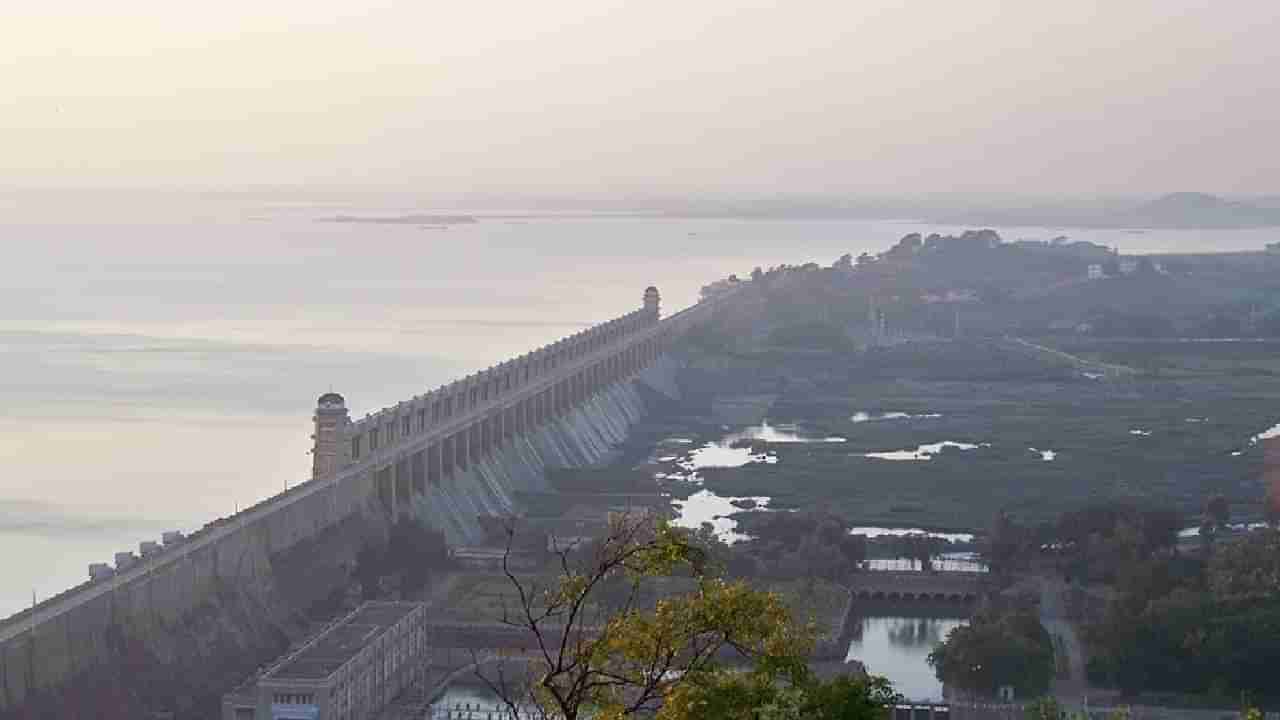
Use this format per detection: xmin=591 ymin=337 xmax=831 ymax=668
xmin=3 ymin=0 xmax=1277 ymax=195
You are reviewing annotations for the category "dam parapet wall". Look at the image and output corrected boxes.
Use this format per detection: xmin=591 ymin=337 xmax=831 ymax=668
xmin=0 ymin=284 xmax=738 ymax=713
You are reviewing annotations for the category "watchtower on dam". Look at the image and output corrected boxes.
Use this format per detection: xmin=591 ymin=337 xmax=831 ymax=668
xmin=311 ymin=392 xmax=351 ymax=481
xmin=303 ymin=285 xmax=668 ymax=518
xmin=0 ymin=283 xmax=736 ymax=713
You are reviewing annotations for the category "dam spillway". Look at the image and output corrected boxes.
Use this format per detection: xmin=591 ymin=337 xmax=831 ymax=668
xmin=0 ymin=285 xmax=734 ymax=714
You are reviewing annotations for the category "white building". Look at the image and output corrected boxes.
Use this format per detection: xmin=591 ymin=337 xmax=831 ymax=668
xmin=222 ymin=602 xmax=429 ymax=720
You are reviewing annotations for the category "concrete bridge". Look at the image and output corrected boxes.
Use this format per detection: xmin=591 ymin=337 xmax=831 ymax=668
xmin=848 ymin=570 xmax=983 ymax=603
xmin=0 ymin=284 xmax=737 ymax=712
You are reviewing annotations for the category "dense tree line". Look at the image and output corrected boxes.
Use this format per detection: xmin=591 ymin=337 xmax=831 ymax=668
xmin=1085 ymin=529 xmax=1280 ymax=698
xmin=724 ymin=511 xmax=867 ymax=581
xmin=986 ymin=503 xmax=1182 ymax=582
xmin=989 ymin=503 xmax=1280 ymax=700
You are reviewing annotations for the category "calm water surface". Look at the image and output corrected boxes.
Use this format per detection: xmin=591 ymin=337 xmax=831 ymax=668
xmin=847 ymin=615 xmax=966 ymax=701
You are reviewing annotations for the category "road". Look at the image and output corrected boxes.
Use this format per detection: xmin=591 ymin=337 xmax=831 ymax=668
xmin=1036 ymin=575 xmax=1098 ymax=708
xmin=1007 ymin=337 xmax=1137 ymax=378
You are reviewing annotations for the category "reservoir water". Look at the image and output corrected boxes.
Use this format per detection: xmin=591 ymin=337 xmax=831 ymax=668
xmin=846 ymin=615 xmax=966 ymax=701
xmin=3 ymin=188 xmax=1276 ymax=617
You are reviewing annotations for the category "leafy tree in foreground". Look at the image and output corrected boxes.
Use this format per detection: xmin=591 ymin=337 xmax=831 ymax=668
xmin=480 ymin=514 xmax=895 ymax=720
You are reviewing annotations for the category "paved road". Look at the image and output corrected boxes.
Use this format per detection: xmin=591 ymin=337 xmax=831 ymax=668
xmin=1037 ymin=576 xmax=1089 ymax=701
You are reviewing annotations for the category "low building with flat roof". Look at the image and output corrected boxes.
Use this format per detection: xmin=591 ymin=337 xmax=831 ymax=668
xmin=222 ymin=601 xmax=428 ymax=720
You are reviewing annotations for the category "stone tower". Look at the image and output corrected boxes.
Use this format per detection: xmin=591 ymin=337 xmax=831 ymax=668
xmin=311 ymin=392 xmax=351 ymax=480
xmin=643 ymin=286 xmax=661 ymax=323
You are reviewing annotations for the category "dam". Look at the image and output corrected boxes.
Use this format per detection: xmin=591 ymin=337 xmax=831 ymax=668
xmin=0 ymin=285 xmax=735 ymax=715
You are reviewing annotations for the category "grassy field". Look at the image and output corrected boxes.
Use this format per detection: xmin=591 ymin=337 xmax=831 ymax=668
xmin=672 ymin=339 xmax=1279 ymax=532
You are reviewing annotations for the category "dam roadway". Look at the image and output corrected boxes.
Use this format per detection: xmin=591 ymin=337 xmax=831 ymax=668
xmin=0 ymin=285 xmax=737 ymax=711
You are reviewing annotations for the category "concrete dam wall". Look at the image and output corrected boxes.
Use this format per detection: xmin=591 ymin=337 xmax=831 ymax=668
xmin=0 ymin=287 xmax=729 ymax=714
xmin=407 ymin=356 xmax=679 ymax=544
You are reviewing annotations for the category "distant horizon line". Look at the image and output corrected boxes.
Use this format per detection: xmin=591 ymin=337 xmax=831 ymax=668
xmin=2 ymin=185 xmax=1275 ymax=201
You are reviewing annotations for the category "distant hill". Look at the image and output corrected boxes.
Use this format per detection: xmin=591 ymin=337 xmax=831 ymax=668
xmin=657 ymin=191 xmax=1280 ymax=229
xmin=1122 ymin=192 xmax=1280 ymax=228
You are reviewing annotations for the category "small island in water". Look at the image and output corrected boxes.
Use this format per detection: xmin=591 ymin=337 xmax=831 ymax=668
xmin=320 ymin=213 xmax=478 ymax=225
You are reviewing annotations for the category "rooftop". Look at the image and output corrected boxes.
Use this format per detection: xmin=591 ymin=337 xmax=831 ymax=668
xmin=265 ymin=602 xmax=419 ymax=682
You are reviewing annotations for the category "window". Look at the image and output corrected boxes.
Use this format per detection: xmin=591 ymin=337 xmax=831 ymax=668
xmin=370 ymin=428 xmax=379 ymax=451
xmin=352 ymin=435 xmax=362 ymax=460
xmin=402 ymin=415 xmax=411 ymax=436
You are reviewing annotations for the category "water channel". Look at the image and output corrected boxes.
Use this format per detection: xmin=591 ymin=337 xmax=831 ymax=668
xmin=845 ymin=615 xmax=966 ymax=701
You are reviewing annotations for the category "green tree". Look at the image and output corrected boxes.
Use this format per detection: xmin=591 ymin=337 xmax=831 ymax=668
xmin=1265 ymin=484 xmax=1280 ymax=528
xmin=1208 ymin=528 xmax=1280 ymax=600
xmin=1024 ymin=696 xmax=1064 ymax=720
xmin=895 ymin=534 xmax=946 ymax=572
xmin=483 ymin=514 xmax=893 ymax=720
xmin=1082 ymin=530 xmax=1280 ymax=696
xmin=386 ymin=519 xmax=450 ymax=593
xmin=1205 ymin=494 xmax=1230 ymax=530
xmin=665 ymin=672 xmax=899 ymax=720
xmin=1198 ymin=518 xmax=1218 ymax=553
xmin=928 ymin=610 xmax=1055 ymax=699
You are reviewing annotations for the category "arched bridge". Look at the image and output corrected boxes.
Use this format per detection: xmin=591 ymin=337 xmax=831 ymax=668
xmin=848 ymin=571 xmax=983 ymax=603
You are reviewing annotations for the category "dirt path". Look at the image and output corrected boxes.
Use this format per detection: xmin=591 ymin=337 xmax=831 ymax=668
xmin=1008 ymin=336 xmax=1137 ymax=378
